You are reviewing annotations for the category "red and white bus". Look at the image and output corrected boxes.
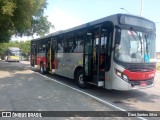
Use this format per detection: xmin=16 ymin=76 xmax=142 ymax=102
xmin=31 ymin=14 xmax=156 ymax=90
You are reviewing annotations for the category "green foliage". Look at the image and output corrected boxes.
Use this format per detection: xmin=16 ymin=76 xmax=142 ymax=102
xmin=0 ymin=0 xmax=53 ymax=42
xmin=0 ymin=40 xmax=30 ymax=60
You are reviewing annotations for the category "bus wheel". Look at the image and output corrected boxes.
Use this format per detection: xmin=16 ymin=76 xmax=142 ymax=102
xmin=76 ymin=70 xmax=87 ymax=88
xmin=40 ymin=62 xmax=45 ymax=74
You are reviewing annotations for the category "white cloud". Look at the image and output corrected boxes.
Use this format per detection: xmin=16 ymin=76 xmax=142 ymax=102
xmin=47 ymin=7 xmax=82 ymax=33
xmin=11 ymin=35 xmax=39 ymax=41
xmin=11 ymin=7 xmax=82 ymax=41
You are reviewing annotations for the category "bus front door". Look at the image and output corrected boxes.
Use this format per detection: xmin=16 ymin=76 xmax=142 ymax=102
xmin=85 ymin=27 xmax=107 ymax=87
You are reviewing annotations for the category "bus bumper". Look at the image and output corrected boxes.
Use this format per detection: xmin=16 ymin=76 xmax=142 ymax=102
xmin=110 ymin=77 xmax=154 ymax=91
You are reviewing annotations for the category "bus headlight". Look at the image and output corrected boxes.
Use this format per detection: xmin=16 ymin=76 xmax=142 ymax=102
xmin=116 ymin=70 xmax=122 ymax=77
xmin=122 ymin=74 xmax=128 ymax=80
xmin=115 ymin=69 xmax=128 ymax=82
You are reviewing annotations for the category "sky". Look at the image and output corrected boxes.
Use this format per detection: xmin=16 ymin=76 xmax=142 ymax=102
xmin=14 ymin=0 xmax=160 ymax=51
xmin=45 ymin=0 xmax=160 ymax=51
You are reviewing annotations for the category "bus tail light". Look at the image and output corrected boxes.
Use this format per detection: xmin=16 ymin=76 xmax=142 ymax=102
xmin=115 ymin=69 xmax=129 ymax=82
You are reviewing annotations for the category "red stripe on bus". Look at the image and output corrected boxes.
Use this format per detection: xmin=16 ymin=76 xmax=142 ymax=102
xmin=53 ymin=58 xmax=57 ymax=69
xmin=123 ymin=69 xmax=155 ymax=81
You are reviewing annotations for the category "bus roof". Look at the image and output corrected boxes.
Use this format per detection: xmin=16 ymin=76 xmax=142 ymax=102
xmin=31 ymin=13 xmax=155 ymax=42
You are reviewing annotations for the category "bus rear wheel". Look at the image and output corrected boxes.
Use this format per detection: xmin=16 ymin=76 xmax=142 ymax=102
xmin=40 ymin=62 xmax=45 ymax=74
xmin=76 ymin=70 xmax=87 ymax=88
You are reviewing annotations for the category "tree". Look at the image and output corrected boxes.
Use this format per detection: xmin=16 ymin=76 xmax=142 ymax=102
xmin=0 ymin=0 xmax=53 ymax=43
xmin=19 ymin=40 xmax=30 ymax=54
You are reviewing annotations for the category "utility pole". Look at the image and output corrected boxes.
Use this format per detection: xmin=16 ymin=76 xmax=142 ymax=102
xmin=140 ymin=0 xmax=144 ymax=16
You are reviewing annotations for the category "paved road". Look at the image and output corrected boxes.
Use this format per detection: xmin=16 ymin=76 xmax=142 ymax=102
xmin=0 ymin=61 xmax=136 ymax=120
xmin=33 ymin=60 xmax=160 ymax=112
xmin=0 ymin=60 xmax=160 ymax=120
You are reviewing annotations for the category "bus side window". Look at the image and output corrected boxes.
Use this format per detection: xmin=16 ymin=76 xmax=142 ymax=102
xmin=68 ymin=39 xmax=74 ymax=52
xmin=74 ymin=39 xmax=83 ymax=53
xmin=42 ymin=45 xmax=46 ymax=52
xmin=62 ymin=36 xmax=68 ymax=53
xmin=62 ymin=33 xmax=75 ymax=53
xmin=68 ymin=33 xmax=75 ymax=53
xmin=38 ymin=44 xmax=42 ymax=53
xmin=52 ymin=38 xmax=57 ymax=53
xmin=58 ymin=40 xmax=63 ymax=53
xmin=74 ymin=31 xmax=84 ymax=53
xmin=38 ymin=41 xmax=46 ymax=53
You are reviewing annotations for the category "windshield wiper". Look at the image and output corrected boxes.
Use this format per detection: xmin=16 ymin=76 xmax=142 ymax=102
xmin=144 ymin=33 xmax=149 ymax=55
xmin=129 ymin=27 xmax=137 ymax=40
xmin=138 ymin=33 xmax=143 ymax=55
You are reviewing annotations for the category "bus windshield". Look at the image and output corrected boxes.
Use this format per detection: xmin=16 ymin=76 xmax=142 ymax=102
xmin=10 ymin=50 xmax=20 ymax=56
xmin=115 ymin=29 xmax=156 ymax=63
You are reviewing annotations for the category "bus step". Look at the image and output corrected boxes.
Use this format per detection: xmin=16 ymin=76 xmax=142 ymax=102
xmin=98 ymin=81 xmax=104 ymax=87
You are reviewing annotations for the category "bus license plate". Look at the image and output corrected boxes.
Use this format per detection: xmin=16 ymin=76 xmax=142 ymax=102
xmin=140 ymin=81 xmax=147 ymax=86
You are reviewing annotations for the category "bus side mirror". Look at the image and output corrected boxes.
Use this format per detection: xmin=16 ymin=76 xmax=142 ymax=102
xmin=115 ymin=29 xmax=121 ymax=45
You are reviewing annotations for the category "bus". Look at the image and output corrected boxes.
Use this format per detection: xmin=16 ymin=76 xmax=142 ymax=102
xmin=5 ymin=47 xmax=21 ymax=62
xmin=31 ymin=14 xmax=156 ymax=90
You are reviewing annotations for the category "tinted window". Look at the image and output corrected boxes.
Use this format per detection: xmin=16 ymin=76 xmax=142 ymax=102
xmin=74 ymin=31 xmax=84 ymax=53
xmin=62 ymin=33 xmax=75 ymax=53
xmin=58 ymin=39 xmax=64 ymax=53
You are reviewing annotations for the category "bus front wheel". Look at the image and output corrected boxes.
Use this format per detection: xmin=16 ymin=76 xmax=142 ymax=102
xmin=76 ymin=70 xmax=87 ymax=88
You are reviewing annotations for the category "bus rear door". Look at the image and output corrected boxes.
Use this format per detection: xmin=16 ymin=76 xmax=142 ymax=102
xmin=31 ymin=42 xmax=37 ymax=67
xmin=49 ymin=38 xmax=57 ymax=73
